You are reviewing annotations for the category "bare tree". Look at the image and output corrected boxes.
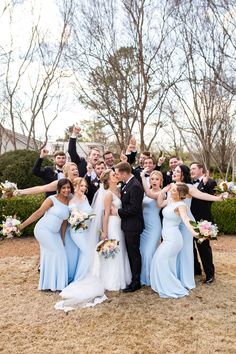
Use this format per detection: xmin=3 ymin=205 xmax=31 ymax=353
xmin=168 ymin=0 xmax=236 ymax=173
xmin=0 ymin=0 xmax=74 ymax=150
xmin=68 ymin=0 xmax=179 ymax=151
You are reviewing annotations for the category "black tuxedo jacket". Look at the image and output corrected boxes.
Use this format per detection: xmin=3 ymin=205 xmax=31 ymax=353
xmin=190 ymin=178 xmax=217 ymax=222
xmin=32 ymin=158 xmax=57 ymax=197
xmin=85 ymin=175 xmax=100 ymax=205
xmin=118 ymin=176 xmax=144 ymax=233
xmin=68 ymin=137 xmax=137 ymax=177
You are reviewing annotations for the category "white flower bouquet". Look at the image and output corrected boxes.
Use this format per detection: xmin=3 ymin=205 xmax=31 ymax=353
xmin=0 ymin=215 xmax=21 ymax=238
xmin=215 ymin=181 xmax=236 ymax=197
xmin=96 ymin=239 xmax=120 ymax=259
xmin=0 ymin=180 xmax=18 ymax=198
xmin=68 ymin=208 xmax=96 ymax=231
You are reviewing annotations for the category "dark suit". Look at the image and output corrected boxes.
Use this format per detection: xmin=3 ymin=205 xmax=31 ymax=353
xmin=32 ymin=158 xmax=58 ymax=197
xmin=191 ymin=178 xmax=217 ymax=279
xmin=85 ymin=175 xmax=100 ymax=204
xmin=68 ymin=137 xmax=137 ymax=177
xmin=118 ymin=176 xmax=144 ymax=284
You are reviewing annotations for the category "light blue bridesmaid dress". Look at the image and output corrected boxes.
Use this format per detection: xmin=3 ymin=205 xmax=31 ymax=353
xmin=34 ymin=195 xmax=69 ymax=291
xmin=64 ymin=226 xmax=79 ymax=283
xmin=150 ymin=201 xmax=189 ymax=298
xmin=140 ymin=196 xmax=161 ymax=286
xmin=69 ymin=197 xmax=93 ymax=281
xmin=177 ymin=193 xmax=195 ymax=290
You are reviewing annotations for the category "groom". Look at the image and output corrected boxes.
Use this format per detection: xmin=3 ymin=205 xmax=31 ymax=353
xmin=111 ymin=162 xmax=144 ymax=292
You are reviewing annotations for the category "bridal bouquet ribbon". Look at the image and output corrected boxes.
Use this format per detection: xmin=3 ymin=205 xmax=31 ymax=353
xmin=190 ymin=220 xmax=218 ymax=243
xmin=214 ymin=181 xmax=236 ymax=197
xmin=96 ymin=239 xmax=120 ymax=259
xmin=68 ymin=208 xmax=96 ymax=231
xmin=0 ymin=180 xmax=18 ymax=198
xmin=0 ymin=215 xmax=21 ymax=238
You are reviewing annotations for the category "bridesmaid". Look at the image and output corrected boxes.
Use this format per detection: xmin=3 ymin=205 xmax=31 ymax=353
xmin=69 ymin=177 xmax=93 ymax=281
xmin=150 ymin=183 xmax=198 ymax=298
xmin=15 ymin=162 xmax=80 ymax=283
xmin=172 ymin=165 xmax=223 ymax=290
xmin=18 ymin=178 xmax=74 ymax=291
xmin=140 ymin=170 xmax=163 ymax=286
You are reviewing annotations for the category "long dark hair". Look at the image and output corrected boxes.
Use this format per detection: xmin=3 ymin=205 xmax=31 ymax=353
xmin=179 ymin=165 xmax=192 ymax=184
xmin=57 ymin=178 xmax=74 ymax=194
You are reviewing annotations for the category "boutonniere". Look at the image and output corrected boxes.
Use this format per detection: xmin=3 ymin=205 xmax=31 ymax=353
xmin=93 ymin=182 xmax=99 ymax=187
xmin=166 ymin=171 xmax=171 ymax=176
xmin=124 ymin=191 xmax=127 ymax=194
xmin=117 ymin=183 xmax=122 ymax=189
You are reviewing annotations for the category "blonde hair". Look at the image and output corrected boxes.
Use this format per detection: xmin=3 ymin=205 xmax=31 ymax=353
xmin=73 ymin=177 xmax=88 ymax=192
xmin=176 ymin=183 xmax=189 ymax=200
xmin=100 ymin=169 xmax=112 ymax=190
xmin=150 ymin=171 xmax=163 ymax=188
xmin=62 ymin=162 xmax=78 ymax=178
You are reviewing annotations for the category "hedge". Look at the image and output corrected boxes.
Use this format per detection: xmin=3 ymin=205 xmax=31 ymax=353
xmin=0 ymin=150 xmax=53 ymax=188
xmin=0 ymin=194 xmax=44 ymax=236
xmin=0 ymin=195 xmax=235 ymax=238
xmin=212 ymin=198 xmax=236 ymax=234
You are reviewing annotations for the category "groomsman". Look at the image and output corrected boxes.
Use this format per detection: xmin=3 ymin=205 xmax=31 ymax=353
xmin=158 ymin=156 xmax=180 ymax=186
xmin=68 ymin=125 xmax=137 ymax=177
xmin=68 ymin=125 xmax=100 ymax=178
xmin=190 ymin=162 xmax=216 ymax=284
xmin=32 ymin=149 xmax=66 ymax=197
xmin=85 ymin=161 xmax=105 ymax=204
xmin=133 ymin=151 xmax=151 ymax=174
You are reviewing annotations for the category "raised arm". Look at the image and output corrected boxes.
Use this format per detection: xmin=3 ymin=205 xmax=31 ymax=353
xmin=18 ymin=198 xmax=53 ymax=231
xmin=157 ymin=190 xmax=168 ymax=208
xmin=16 ymin=180 xmax=58 ymax=196
xmin=177 ymin=205 xmax=198 ymax=236
xmin=68 ymin=126 xmax=82 ymax=165
xmin=189 ymin=186 xmax=223 ymax=202
xmin=100 ymin=192 xmax=112 ymax=240
xmin=32 ymin=149 xmax=49 ymax=178
xmin=141 ymin=169 xmax=158 ymax=200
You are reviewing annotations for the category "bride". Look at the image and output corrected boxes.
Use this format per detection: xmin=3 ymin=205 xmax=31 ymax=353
xmin=55 ymin=169 xmax=131 ymax=311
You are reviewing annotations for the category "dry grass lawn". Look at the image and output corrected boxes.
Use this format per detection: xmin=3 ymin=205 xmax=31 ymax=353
xmin=0 ymin=236 xmax=235 ymax=354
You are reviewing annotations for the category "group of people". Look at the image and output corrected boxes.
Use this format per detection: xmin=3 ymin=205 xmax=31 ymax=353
xmin=16 ymin=125 xmax=224 ymax=309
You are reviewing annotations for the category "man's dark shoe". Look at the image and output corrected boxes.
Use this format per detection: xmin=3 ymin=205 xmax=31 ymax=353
xmin=203 ymin=277 xmax=214 ymax=284
xmin=123 ymin=282 xmax=141 ymax=293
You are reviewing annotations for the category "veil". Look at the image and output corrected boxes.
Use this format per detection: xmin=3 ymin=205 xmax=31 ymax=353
xmin=55 ymin=183 xmax=108 ymax=312
xmin=87 ymin=183 xmax=107 ymax=272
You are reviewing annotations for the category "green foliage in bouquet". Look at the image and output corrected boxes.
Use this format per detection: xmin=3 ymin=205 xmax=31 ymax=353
xmin=0 ymin=150 xmax=53 ymax=189
xmin=0 ymin=194 xmax=44 ymax=236
xmin=212 ymin=198 xmax=236 ymax=234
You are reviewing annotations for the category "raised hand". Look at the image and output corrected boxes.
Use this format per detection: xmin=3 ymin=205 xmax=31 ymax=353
xmin=120 ymin=150 xmax=128 ymax=162
xmin=86 ymin=162 xmax=93 ymax=176
xmin=202 ymin=170 xmax=210 ymax=185
xmin=162 ymin=184 xmax=171 ymax=193
xmin=140 ymin=167 xmax=149 ymax=178
xmin=126 ymin=135 xmax=137 ymax=153
xmin=40 ymin=148 xmax=49 ymax=158
xmin=72 ymin=124 xmax=81 ymax=136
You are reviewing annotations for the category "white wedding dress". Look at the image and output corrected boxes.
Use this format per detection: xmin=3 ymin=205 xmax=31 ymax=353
xmin=55 ymin=188 xmax=131 ymax=312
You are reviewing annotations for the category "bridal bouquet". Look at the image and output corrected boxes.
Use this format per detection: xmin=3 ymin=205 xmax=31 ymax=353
xmin=190 ymin=220 xmax=218 ymax=243
xmin=96 ymin=239 xmax=120 ymax=259
xmin=0 ymin=215 xmax=21 ymax=238
xmin=215 ymin=181 xmax=236 ymax=197
xmin=0 ymin=180 xmax=18 ymax=198
xmin=68 ymin=208 xmax=96 ymax=231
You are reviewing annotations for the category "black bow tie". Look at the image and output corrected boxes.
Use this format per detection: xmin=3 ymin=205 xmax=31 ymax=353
xmin=144 ymin=174 xmax=150 ymax=178
xmin=56 ymin=169 xmax=63 ymax=173
xmin=193 ymin=179 xmax=200 ymax=183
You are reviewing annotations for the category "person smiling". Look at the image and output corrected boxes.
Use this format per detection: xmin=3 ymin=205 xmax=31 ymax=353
xmin=18 ymin=178 xmax=74 ymax=291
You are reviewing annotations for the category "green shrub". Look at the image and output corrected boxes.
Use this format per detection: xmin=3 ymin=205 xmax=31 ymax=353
xmin=212 ymin=198 xmax=236 ymax=234
xmin=0 ymin=194 xmax=44 ymax=236
xmin=0 ymin=150 xmax=53 ymax=188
